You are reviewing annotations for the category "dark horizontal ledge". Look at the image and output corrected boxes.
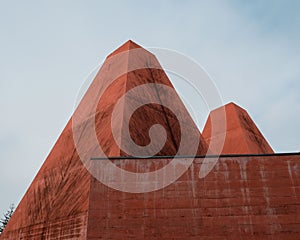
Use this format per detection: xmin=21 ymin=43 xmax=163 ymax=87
xmin=90 ymin=152 xmax=300 ymax=160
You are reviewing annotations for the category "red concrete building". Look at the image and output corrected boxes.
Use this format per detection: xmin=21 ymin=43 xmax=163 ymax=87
xmin=1 ymin=41 xmax=299 ymax=239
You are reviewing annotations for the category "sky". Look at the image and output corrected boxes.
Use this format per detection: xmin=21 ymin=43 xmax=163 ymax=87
xmin=0 ymin=0 xmax=299 ymax=216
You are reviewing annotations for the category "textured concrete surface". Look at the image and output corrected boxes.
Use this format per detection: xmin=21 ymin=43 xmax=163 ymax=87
xmin=0 ymin=120 xmax=90 ymax=239
xmin=87 ymin=154 xmax=300 ymax=239
xmin=1 ymin=41 xmax=298 ymax=240
xmin=3 ymin=153 xmax=300 ymax=239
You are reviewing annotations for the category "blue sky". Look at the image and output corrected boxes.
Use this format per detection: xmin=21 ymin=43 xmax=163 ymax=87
xmin=0 ymin=1 xmax=299 ymax=215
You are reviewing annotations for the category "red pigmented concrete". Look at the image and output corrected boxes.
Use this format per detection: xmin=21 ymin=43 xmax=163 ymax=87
xmin=1 ymin=41 xmax=299 ymax=240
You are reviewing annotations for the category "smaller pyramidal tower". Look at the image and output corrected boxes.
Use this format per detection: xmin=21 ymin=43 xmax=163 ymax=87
xmin=203 ymin=102 xmax=274 ymax=154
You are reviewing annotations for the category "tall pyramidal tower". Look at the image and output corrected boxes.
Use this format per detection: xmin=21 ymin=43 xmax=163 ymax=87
xmin=1 ymin=40 xmax=208 ymax=239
